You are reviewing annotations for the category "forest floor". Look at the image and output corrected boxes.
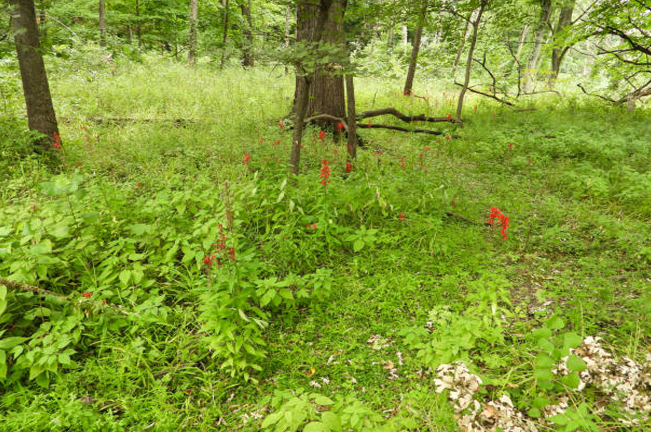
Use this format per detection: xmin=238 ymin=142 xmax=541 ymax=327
xmin=1 ymin=58 xmax=650 ymax=431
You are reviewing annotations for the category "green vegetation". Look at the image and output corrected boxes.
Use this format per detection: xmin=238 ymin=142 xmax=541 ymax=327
xmin=1 ymin=56 xmax=649 ymax=430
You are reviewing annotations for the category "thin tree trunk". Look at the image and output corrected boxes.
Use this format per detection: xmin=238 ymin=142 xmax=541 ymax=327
xmin=239 ymin=0 xmax=254 ymax=67
xmin=401 ymin=25 xmax=408 ymax=46
xmin=135 ymin=0 xmax=141 ymax=48
xmin=515 ymin=24 xmax=529 ymax=59
xmin=284 ymin=5 xmax=290 ymax=73
xmin=290 ymin=75 xmax=310 ymax=175
xmin=10 ymin=0 xmax=59 ymax=150
xmin=403 ymin=0 xmax=428 ymax=95
xmin=452 ymin=15 xmax=472 ymax=74
xmin=345 ymin=74 xmax=357 ymax=160
xmin=455 ymin=0 xmax=486 ymax=122
xmin=549 ymin=0 xmax=575 ymax=86
xmin=523 ymin=0 xmax=552 ymax=93
xmin=188 ymin=0 xmax=198 ymax=65
xmin=220 ymin=0 xmax=229 ymax=69
xmin=99 ymin=0 xmax=106 ymax=46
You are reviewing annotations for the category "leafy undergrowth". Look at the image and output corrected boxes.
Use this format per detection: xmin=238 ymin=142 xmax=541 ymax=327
xmin=0 ymin=58 xmax=650 ymax=431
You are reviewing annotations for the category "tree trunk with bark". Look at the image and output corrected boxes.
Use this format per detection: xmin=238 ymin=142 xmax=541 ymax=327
xmin=239 ymin=0 xmax=254 ymax=67
xmin=455 ymin=0 xmax=486 ymax=122
xmin=345 ymin=74 xmax=357 ymax=160
xmin=523 ymin=0 xmax=552 ymax=93
xmin=290 ymin=0 xmax=334 ymax=175
xmin=220 ymin=0 xmax=230 ymax=68
xmin=294 ymin=0 xmax=346 ymax=123
xmin=549 ymin=0 xmax=575 ymax=86
xmin=99 ymin=0 xmax=106 ymax=46
xmin=10 ymin=0 xmax=60 ymax=150
xmin=188 ymin=0 xmax=198 ymax=65
xmin=403 ymin=0 xmax=428 ymax=95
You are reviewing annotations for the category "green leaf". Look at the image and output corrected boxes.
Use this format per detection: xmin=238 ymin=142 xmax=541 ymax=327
xmin=546 ymin=315 xmax=565 ymax=330
xmin=533 ymin=367 xmax=554 ymax=381
xmin=321 ymin=412 xmax=341 ymax=430
xmin=532 ymin=327 xmax=552 ymax=340
xmin=536 ymin=352 xmax=555 ymax=368
xmin=0 ymin=337 xmax=27 ymax=350
xmin=119 ymin=270 xmax=131 ymax=286
xmin=563 ymin=332 xmax=583 ymax=349
xmin=313 ymin=395 xmax=334 ymax=406
xmin=527 ymin=407 xmax=541 ymax=418
xmin=82 ymin=211 xmax=101 ymax=224
xmin=353 ymin=239 xmax=364 ymax=252
xmin=566 ymin=354 xmax=586 ymax=372
xmin=561 ymin=372 xmax=581 ymax=389
xmin=303 ymin=422 xmax=328 ymax=432
xmin=0 ymin=350 xmax=6 ymax=380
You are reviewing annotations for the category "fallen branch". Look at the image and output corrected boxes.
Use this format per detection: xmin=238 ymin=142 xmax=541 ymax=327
xmin=453 ymin=82 xmax=515 ymax=106
xmin=60 ymin=116 xmax=194 ymax=127
xmin=1 ymin=278 xmax=130 ymax=315
xmin=444 ymin=212 xmax=491 ymax=226
xmin=356 ymin=108 xmax=454 ymax=123
xmin=304 ymin=114 xmax=348 ymax=130
xmin=356 ymin=123 xmax=459 ymax=138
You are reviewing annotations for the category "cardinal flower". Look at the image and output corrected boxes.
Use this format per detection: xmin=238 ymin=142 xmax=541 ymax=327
xmin=337 ymin=122 xmax=345 ymax=132
xmin=318 ymin=131 xmax=326 ymax=140
xmin=243 ymin=152 xmax=251 ymax=165
xmin=345 ymin=162 xmax=353 ymax=173
xmin=320 ymin=159 xmax=331 ymax=185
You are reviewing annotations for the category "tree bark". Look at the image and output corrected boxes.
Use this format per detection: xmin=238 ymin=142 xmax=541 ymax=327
xmin=403 ymin=0 xmax=428 ymax=95
xmin=37 ymin=3 xmax=46 ymax=42
xmin=239 ymin=0 xmax=254 ymax=67
xmin=294 ymin=0 xmax=346 ymax=124
xmin=220 ymin=0 xmax=229 ymax=69
xmin=99 ymin=0 xmax=106 ymax=46
xmin=455 ymin=0 xmax=486 ymax=122
xmin=10 ymin=0 xmax=60 ymax=150
xmin=289 ymin=0 xmax=333 ymax=175
xmin=188 ymin=0 xmax=198 ymax=65
xmin=135 ymin=0 xmax=141 ymax=48
xmin=549 ymin=0 xmax=575 ymax=86
xmin=523 ymin=0 xmax=552 ymax=93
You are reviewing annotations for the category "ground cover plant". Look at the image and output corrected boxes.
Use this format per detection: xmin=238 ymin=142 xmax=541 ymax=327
xmin=1 ymin=0 xmax=651 ymax=429
xmin=0 ymin=57 xmax=649 ymax=431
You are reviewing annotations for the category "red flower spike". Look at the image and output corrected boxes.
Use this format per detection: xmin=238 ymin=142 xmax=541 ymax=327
xmin=274 ymin=140 xmax=280 ymax=146
xmin=400 ymin=157 xmax=406 ymax=169
xmin=320 ymin=159 xmax=331 ymax=185
xmin=333 ymin=149 xmax=338 ymax=154
xmin=445 ymin=135 xmax=451 ymax=141
xmin=243 ymin=152 xmax=251 ymax=165
xmin=336 ymin=122 xmax=344 ymax=132
xmin=474 ymin=105 xmax=478 ymax=111
xmin=53 ymin=132 xmax=62 ymax=150
xmin=318 ymin=131 xmax=326 ymax=140
xmin=81 ymin=292 xmax=92 ymax=298
xmin=446 ymin=114 xmax=452 ymax=121
xmin=398 ymin=213 xmax=405 ymax=220
xmin=345 ymin=162 xmax=353 ymax=173
xmin=508 ymin=142 xmax=514 ymax=149
xmin=279 ymin=122 xmax=284 ymax=129
xmin=76 ymin=161 xmax=82 ymax=167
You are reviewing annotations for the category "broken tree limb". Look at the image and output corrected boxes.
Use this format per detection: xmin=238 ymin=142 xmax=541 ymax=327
xmin=453 ymin=82 xmax=515 ymax=106
xmin=356 ymin=107 xmax=454 ymax=123
xmin=60 ymin=116 xmax=194 ymax=127
xmin=304 ymin=114 xmax=348 ymax=130
xmin=356 ymin=123 xmax=459 ymax=138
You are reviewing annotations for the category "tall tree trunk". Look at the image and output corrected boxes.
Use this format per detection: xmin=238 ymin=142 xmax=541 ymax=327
xmin=452 ymin=15 xmax=472 ymax=75
xmin=220 ymin=0 xmax=229 ymax=69
xmin=295 ymin=0 xmax=346 ymax=123
xmin=290 ymin=0 xmax=334 ymax=175
xmin=403 ymin=0 xmax=428 ymax=95
xmin=188 ymin=0 xmax=198 ymax=65
xmin=284 ymin=5 xmax=290 ymax=73
xmin=99 ymin=0 xmax=106 ymax=46
xmin=455 ymin=0 xmax=486 ymax=122
xmin=10 ymin=0 xmax=59 ymax=150
xmin=523 ymin=0 xmax=552 ymax=93
xmin=400 ymin=25 xmax=408 ymax=46
xmin=239 ymin=0 xmax=254 ymax=67
xmin=135 ymin=0 xmax=141 ymax=48
xmin=549 ymin=0 xmax=575 ymax=86
xmin=345 ymin=74 xmax=357 ymax=160
xmin=515 ymin=24 xmax=529 ymax=59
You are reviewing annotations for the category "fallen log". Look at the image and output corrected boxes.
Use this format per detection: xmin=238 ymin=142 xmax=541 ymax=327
xmin=356 ymin=107 xmax=454 ymax=123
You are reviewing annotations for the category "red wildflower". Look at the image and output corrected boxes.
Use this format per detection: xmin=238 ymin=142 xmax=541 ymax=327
xmin=53 ymin=132 xmax=62 ymax=150
xmin=488 ymin=207 xmax=510 ymax=239
xmin=333 ymin=148 xmax=338 ymax=154
xmin=508 ymin=142 xmax=514 ymax=149
xmin=203 ymin=255 xmax=215 ymax=265
xmin=400 ymin=157 xmax=406 ymax=169
xmin=445 ymin=135 xmax=451 ymax=141
xmin=274 ymin=140 xmax=280 ymax=146
xmin=474 ymin=105 xmax=478 ymax=111
xmin=307 ymin=223 xmax=317 ymax=230
xmin=76 ymin=161 xmax=82 ymax=167
xmin=319 ymin=131 xmax=326 ymax=140
xmin=367 ymin=119 xmax=372 ymax=126
xmin=345 ymin=162 xmax=353 ymax=173
xmin=336 ymin=122 xmax=345 ymax=132
xmin=374 ymin=150 xmax=382 ymax=156
xmin=279 ymin=122 xmax=285 ymax=129
xmin=259 ymin=138 xmax=264 ymax=143
xmin=228 ymin=247 xmax=235 ymax=260
xmin=320 ymin=159 xmax=331 ymax=185
xmin=446 ymin=114 xmax=452 ymax=121
xmin=81 ymin=292 xmax=92 ymax=298
xmin=398 ymin=213 xmax=405 ymax=220
xmin=243 ymin=152 xmax=251 ymax=165
xmin=136 ymin=182 xmax=142 ymax=188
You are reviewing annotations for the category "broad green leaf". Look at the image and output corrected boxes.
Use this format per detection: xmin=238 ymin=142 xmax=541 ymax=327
xmin=563 ymin=332 xmax=583 ymax=349
xmin=566 ymin=354 xmax=586 ymax=372
xmin=303 ymin=422 xmax=328 ymax=432
xmin=313 ymin=395 xmax=334 ymax=406
xmin=0 ymin=337 xmax=28 ymax=350
xmin=353 ymin=239 xmax=364 ymax=252
xmin=536 ymin=352 xmax=555 ymax=368
xmin=546 ymin=315 xmax=565 ymax=330
xmin=561 ymin=372 xmax=581 ymax=389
